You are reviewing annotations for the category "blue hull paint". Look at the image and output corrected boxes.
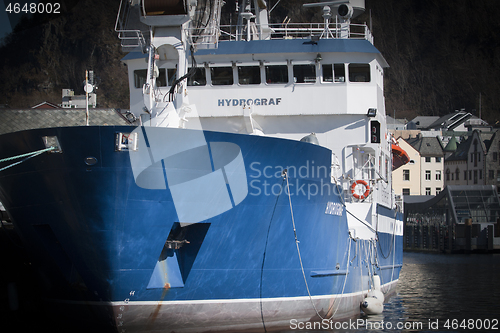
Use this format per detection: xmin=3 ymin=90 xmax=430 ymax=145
xmin=0 ymin=126 xmax=402 ymax=330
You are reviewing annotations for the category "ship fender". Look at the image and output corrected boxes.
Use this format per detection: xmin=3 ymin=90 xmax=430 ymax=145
xmin=361 ymin=275 xmax=384 ymax=315
xmin=361 ymin=296 xmax=383 ymax=315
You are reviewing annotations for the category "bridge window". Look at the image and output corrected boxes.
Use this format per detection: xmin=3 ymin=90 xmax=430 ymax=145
xmin=265 ymin=65 xmax=288 ymax=84
xmin=238 ymin=66 xmax=261 ymax=85
xmin=293 ymin=64 xmax=316 ymax=83
xmin=323 ymin=64 xmax=345 ymax=82
xmin=322 ymin=64 xmax=333 ymax=82
xmin=348 ymin=64 xmax=370 ymax=82
xmin=334 ymin=64 xmax=345 ymax=82
xmin=187 ymin=67 xmax=206 ymax=86
xmin=210 ymin=67 xmax=233 ymax=85
xmin=166 ymin=68 xmax=176 ymax=86
xmin=134 ymin=69 xmax=168 ymax=88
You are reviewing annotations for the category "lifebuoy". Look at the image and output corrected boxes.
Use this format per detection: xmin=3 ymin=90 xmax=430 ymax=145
xmin=351 ymin=180 xmax=370 ymax=200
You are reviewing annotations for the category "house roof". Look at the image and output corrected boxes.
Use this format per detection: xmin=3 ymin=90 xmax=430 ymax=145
xmin=404 ymin=185 xmax=500 ymax=224
xmin=426 ymin=111 xmax=487 ymax=131
xmin=445 ymin=136 xmax=471 ymax=162
xmin=443 ymin=136 xmax=459 ymax=152
xmin=31 ymin=101 xmax=59 ymax=109
xmin=387 ymin=115 xmax=406 ymax=130
xmin=445 ymin=130 xmax=490 ymax=162
xmin=482 ymin=130 xmax=497 ymax=153
xmin=0 ymin=109 xmax=132 ymax=135
xmin=427 ymin=112 xmax=471 ymax=130
xmin=409 ymin=116 xmax=440 ymax=129
xmin=406 ymin=136 xmax=444 ymax=157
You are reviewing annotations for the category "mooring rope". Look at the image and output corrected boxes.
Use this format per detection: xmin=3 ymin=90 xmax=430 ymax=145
xmin=284 ymin=171 xmax=351 ymax=321
xmin=260 ymin=176 xmax=286 ymax=333
xmin=0 ymin=147 xmax=56 ymax=172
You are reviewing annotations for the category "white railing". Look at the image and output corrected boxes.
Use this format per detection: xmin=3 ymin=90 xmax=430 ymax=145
xmin=115 ymin=0 xmax=147 ymax=50
xmin=116 ymin=29 xmax=147 ymax=50
xmin=186 ymin=22 xmax=373 ymax=48
xmin=210 ymin=22 xmax=373 ymax=43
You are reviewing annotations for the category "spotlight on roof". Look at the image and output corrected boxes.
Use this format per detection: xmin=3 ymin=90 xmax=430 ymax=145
xmin=367 ymin=108 xmax=377 ymax=117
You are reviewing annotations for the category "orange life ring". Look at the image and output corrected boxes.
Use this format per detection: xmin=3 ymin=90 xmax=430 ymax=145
xmin=351 ymin=180 xmax=370 ymax=200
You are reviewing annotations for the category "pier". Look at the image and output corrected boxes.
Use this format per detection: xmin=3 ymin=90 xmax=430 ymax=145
xmin=404 ymin=222 xmax=500 ymax=253
xmin=404 ymin=185 xmax=500 ymax=253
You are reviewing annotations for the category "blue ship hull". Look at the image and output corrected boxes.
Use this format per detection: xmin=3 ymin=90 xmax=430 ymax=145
xmin=0 ymin=126 xmax=402 ymax=332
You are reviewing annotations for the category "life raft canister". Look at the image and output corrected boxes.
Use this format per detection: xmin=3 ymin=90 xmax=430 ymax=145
xmin=351 ymin=180 xmax=370 ymax=200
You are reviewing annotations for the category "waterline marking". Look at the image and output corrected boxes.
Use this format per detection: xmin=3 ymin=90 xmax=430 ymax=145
xmin=289 ymin=318 xmax=424 ymax=330
xmin=289 ymin=318 xmax=500 ymax=330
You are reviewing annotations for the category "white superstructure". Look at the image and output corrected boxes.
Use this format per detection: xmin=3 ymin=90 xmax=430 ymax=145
xmin=117 ymin=0 xmax=402 ymax=239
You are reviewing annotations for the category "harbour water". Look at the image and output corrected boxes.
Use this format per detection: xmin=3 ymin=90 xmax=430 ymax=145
xmin=376 ymin=252 xmax=500 ymax=333
xmin=288 ymin=252 xmax=500 ymax=333
xmin=2 ymin=246 xmax=500 ymax=332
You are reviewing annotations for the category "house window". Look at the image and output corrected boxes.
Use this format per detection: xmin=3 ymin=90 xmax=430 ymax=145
xmin=436 ymin=187 xmax=441 ymax=195
xmin=402 ymin=188 xmax=410 ymax=195
xmin=473 ymin=140 xmax=478 ymax=168
xmin=489 ymin=170 xmax=495 ymax=179
xmin=403 ymin=169 xmax=410 ymax=181
xmin=265 ymin=65 xmax=288 ymax=84
xmin=455 ymin=169 xmax=460 ymax=180
xmin=479 ymin=170 xmax=482 ymax=180
xmin=494 ymin=152 xmax=498 ymax=162
xmin=446 ymin=169 xmax=450 ymax=181
xmin=464 ymin=170 xmax=467 ymax=181
xmin=425 ymin=187 xmax=431 ymax=195
xmin=497 ymin=170 xmax=500 ymax=182
xmin=436 ymin=157 xmax=441 ymax=162
xmin=436 ymin=170 xmax=441 ymax=181
xmin=474 ymin=170 xmax=478 ymax=184
xmin=425 ymin=157 xmax=431 ymax=163
xmin=471 ymin=153 xmax=473 ymax=163
xmin=451 ymin=173 xmax=454 ymax=181
xmin=425 ymin=170 xmax=431 ymax=180
xmin=469 ymin=170 xmax=472 ymax=180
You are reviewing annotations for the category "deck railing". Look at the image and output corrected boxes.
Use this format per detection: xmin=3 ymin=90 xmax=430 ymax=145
xmin=188 ymin=21 xmax=372 ymax=48
xmin=186 ymin=21 xmax=373 ymax=49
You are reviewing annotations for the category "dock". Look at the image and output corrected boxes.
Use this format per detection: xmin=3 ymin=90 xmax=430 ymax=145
xmin=404 ymin=222 xmax=500 ymax=253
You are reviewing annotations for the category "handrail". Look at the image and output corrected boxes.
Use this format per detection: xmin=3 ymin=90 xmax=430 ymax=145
xmin=115 ymin=0 xmax=146 ymax=50
xmin=208 ymin=22 xmax=373 ymax=43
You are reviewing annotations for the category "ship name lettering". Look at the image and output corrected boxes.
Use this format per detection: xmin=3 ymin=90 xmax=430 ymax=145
xmin=325 ymin=202 xmax=343 ymax=216
xmin=217 ymin=98 xmax=282 ymax=107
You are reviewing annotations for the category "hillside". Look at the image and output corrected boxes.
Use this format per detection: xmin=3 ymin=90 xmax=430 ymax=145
xmin=364 ymin=0 xmax=500 ymax=124
xmin=0 ymin=0 xmax=499 ymax=124
xmin=0 ymin=0 xmax=128 ymax=108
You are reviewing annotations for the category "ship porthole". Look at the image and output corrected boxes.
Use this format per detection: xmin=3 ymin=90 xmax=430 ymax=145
xmin=84 ymin=157 xmax=98 ymax=166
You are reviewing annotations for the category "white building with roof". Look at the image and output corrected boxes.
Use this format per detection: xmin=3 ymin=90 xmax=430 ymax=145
xmin=62 ymin=89 xmax=96 ymax=109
